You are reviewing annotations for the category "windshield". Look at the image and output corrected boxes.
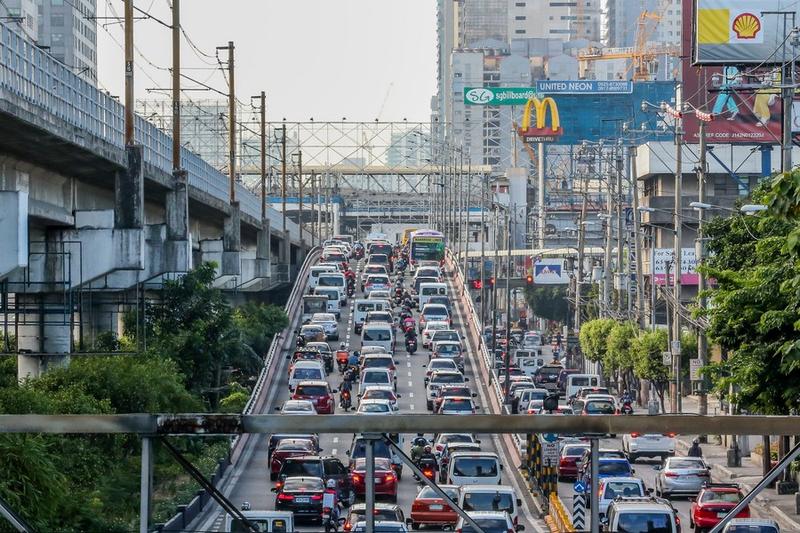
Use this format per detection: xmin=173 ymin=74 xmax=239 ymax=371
xmin=726 ymin=527 xmax=778 ymax=533
xmin=363 ymin=358 xmax=393 ymax=368
xmin=459 ymin=518 xmax=508 ymax=533
xmin=599 ymin=461 xmax=631 ymax=476
xmin=585 ymin=401 xmax=616 ymax=414
xmin=419 ymin=486 xmax=459 ymax=499
xmin=295 ymin=385 xmax=327 ymax=396
xmin=369 ymin=254 xmax=389 ymax=264
xmin=318 ymin=276 xmax=344 ymax=287
xmin=701 ymin=491 xmax=740 ymax=503
xmin=411 ymin=238 xmax=445 ymax=261
xmin=423 ymin=307 xmax=448 ymax=318
xmin=369 ymin=244 xmax=393 ymax=255
xmin=572 ymin=377 xmax=597 ymax=387
xmin=538 ymin=366 xmax=562 ymax=377
xmin=462 ymin=492 xmax=514 ymax=513
xmin=668 ymin=458 xmax=706 ymax=469
xmin=363 ymin=372 xmax=390 ymax=384
xmin=351 ymin=439 xmax=391 ymax=459
xmin=363 ymin=390 xmax=394 ymax=401
xmin=563 ymin=446 xmax=589 ymax=457
xmin=357 ymin=303 xmax=376 ymax=312
xmin=368 ymin=276 xmax=390 ymax=285
xmin=442 ymin=399 xmax=472 ymax=411
xmin=360 ymin=403 xmax=390 ymax=413
xmin=431 ymin=373 xmax=464 ymax=384
xmin=281 ymin=462 xmax=323 ymax=478
xmin=292 ymin=368 xmax=323 ymax=380
xmin=603 ymin=482 xmax=643 ymax=499
xmin=363 ymin=329 xmax=392 ymax=341
xmin=316 ymin=290 xmax=338 ymax=300
xmin=452 ymin=458 xmax=499 ymax=477
xmin=616 ymin=512 xmax=673 ymax=533
xmin=365 ymin=266 xmax=386 ymax=274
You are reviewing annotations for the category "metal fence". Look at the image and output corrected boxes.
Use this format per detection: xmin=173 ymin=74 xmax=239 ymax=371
xmin=0 ymin=21 xmax=299 ymax=242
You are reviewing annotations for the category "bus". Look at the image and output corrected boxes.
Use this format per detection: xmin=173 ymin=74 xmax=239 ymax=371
xmin=401 ymin=228 xmax=418 ymax=247
xmin=409 ymin=229 xmax=445 ymax=271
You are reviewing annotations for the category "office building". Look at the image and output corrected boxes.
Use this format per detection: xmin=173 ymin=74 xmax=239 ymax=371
xmin=36 ymin=0 xmax=97 ymax=84
xmin=1 ymin=0 xmax=37 ymax=40
xmin=461 ymin=0 xmax=508 ymax=47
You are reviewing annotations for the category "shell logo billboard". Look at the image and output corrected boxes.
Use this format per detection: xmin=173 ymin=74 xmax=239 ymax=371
xmin=731 ymin=13 xmax=761 ymax=39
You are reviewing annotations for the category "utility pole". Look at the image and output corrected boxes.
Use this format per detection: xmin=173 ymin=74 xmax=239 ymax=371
xmin=615 ymin=147 xmax=625 ymax=314
xmin=311 ymin=170 xmax=317 ymax=247
xmin=673 ymin=83 xmax=684 ymax=414
xmin=782 ymin=56 xmax=794 ymax=172
xmin=480 ymin=175 xmax=487 ymax=328
xmin=296 ymin=151 xmax=304 ymax=245
xmin=281 ymin=125 xmax=287 ymax=235
xmin=603 ymin=149 xmax=614 ymax=318
xmin=124 ymin=0 xmax=134 ymax=145
xmin=504 ymin=207 xmax=513 ymax=405
xmin=463 ymin=167 xmax=471 ymax=282
xmin=630 ymin=146 xmax=645 ymax=328
xmin=491 ymin=207 xmax=500 ymax=365
xmin=575 ymin=175 xmax=588 ymax=335
xmin=170 ymin=0 xmax=180 ymax=169
xmin=258 ymin=92 xmax=266 ymax=219
xmin=696 ymin=116 xmax=708 ymax=417
xmin=215 ymin=42 xmax=236 ymax=202
xmin=538 ymin=142 xmax=546 ymax=249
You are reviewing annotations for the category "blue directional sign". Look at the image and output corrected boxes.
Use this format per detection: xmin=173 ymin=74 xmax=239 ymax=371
xmin=535 ymin=80 xmax=634 ymax=94
xmin=573 ymin=480 xmax=587 ymax=493
xmin=542 ymin=433 xmax=558 ymax=443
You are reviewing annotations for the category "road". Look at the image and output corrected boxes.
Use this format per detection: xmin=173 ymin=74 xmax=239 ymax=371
xmin=195 ymin=258 xmax=549 ymax=532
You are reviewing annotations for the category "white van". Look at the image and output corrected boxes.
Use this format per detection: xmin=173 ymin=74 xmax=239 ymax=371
xmin=458 ymin=485 xmax=522 ymax=526
xmin=224 ymin=510 xmax=293 ymax=532
xmin=313 ymin=287 xmax=342 ymax=319
xmin=447 ymin=451 xmax=503 ymax=486
xmin=353 ymin=299 xmax=390 ymax=334
xmin=515 ymin=350 xmax=546 ymax=377
xmin=288 ymin=360 xmax=325 ymax=391
xmin=362 ymin=323 xmax=394 ymax=354
xmin=317 ymin=273 xmax=347 ymax=304
xmin=418 ymin=282 xmax=448 ymax=308
xmin=566 ymin=374 xmax=601 ymax=399
xmin=308 ymin=265 xmax=338 ymax=289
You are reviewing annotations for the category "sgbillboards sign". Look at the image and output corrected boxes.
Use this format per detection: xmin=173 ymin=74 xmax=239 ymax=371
xmin=681 ymin=0 xmax=786 ymax=143
xmin=464 ymin=87 xmax=538 ymax=106
xmin=693 ymin=0 xmax=796 ymax=65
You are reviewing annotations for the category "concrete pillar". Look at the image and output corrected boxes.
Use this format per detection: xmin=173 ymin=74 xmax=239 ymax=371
xmin=17 ymin=302 xmax=71 ymax=381
xmin=116 ymin=145 xmax=144 ymax=229
xmin=507 ymin=167 xmax=528 ymax=249
xmin=222 ymin=201 xmax=241 ymax=276
xmin=256 ymin=219 xmax=271 ymax=278
xmin=165 ymin=170 xmax=190 ymax=272
xmin=280 ymin=230 xmax=290 ymax=264
xmin=0 ymin=191 xmax=28 ymax=278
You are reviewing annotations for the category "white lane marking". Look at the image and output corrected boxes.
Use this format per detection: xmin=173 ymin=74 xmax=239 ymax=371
xmin=333 ymin=437 xmax=339 ymax=443
xmin=332 ymin=448 xmax=338 ymax=455
xmin=409 ymin=392 xmax=414 ymax=398
xmin=408 ymin=381 xmax=413 ymax=387
xmin=407 ymin=371 xmax=412 ymax=377
xmin=410 ymin=404 xmax=415 ymax=410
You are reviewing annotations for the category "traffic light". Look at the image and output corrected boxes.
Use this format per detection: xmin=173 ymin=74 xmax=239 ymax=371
xmin=471 ymin=279 xmax=482 ymax=290
xmin=526 ymin=274 xmax=533 ymax=285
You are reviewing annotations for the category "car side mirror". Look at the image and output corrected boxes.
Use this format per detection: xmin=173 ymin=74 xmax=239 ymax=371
xmin=653 ymin=465 xmax=661 ymax=471
xmin=465 ymin=377 xmax=470 ymax=382
xmin=631 ymin=468 xmax=635 ymax=474
xmin=405 ymin=518 xmax=413 ymax=526
xmin=707 ymin=465 xmax=712 ymax=470
xmin=270 ymin=487 xmax=278 ymax=493
xmin=345 ymin=450 xmax=350 ymax=456
xmin=516 ymin=498 xmax=523 ymax=506
xmin=339 ymin=517 xmax=347 ymax=525
xmin=397 ymin=394 xmax=402 ymax=398
xmin=647 ymin=488 xmax=654 ymax=494
xmin=515 ymin=526 xmax=525 ymax=532
xmin=500 ymin=464 xmax=504 ymax=470
xmin=472 ymin=393 xmax=478 ymax=397
xmin=331 ymin=389 xmax=338 ymax=393
xmin=274 ymin=406 xmax=281 ymax=411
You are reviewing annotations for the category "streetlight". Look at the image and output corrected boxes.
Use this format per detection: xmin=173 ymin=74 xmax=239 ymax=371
xmin=689 ymin=201 xmax=768 ymax=215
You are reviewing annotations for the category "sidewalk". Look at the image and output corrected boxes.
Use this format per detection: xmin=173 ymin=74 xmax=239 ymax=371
xmin=676 ymin=394 xmax=800 ymax=530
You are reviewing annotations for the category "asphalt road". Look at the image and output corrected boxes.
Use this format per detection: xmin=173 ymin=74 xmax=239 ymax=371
xmin=196 ymin=258 xmax=549 ymax=532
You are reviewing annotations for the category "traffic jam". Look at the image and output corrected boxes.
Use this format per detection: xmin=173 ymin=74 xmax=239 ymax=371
xmin=226 ymin=230 xmax=770 ymax=533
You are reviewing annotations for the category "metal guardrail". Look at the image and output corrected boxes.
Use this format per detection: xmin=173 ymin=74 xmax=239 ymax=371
xmin=0 ymin=21 xmax=299 ymax=242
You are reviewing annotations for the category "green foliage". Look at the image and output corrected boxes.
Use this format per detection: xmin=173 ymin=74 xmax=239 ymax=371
xmin=578 ymin=318 xmax=617 ymax=362
xmin=631 ymin=329 xmax=669 ymax=411
xmin=606 ymin=322 xmax=638 ymax=381
xmin=219 ymin=382 xmax=250 ymax=413
xmin=235 ymin=301 xmax=289 ymax=356
xmin=523 ymin=286 xmax=570 ymax=323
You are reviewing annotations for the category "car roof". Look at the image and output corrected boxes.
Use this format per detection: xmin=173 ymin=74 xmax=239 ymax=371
xmin=422 ymin=304 xmax=448 ymax=311
xmin=462 ymin=511 xmax=511 ymax=518
xmin=725 ymin=518 xmax=779 ymax=525
xmin=460 ymin=484 xmax=516 ymax=493
xmin=295 ymin=380 xmax=329 ymax=386
xmin=600 ymin=477 xmax=642 ymax=484
xmin=359 ymin=398 xmax=392 ymax=405
xmin=434 ymin=340 xmax=461 ymax=346
xmin=362 ymin=385 xmax=395 ymax=392
xmin=350 ymin=503 xmax=402 ymax=511
xmin=450 ymin=451 xmax=499 ymax=458
xmin=292 ymin=360 xmax=324 ymax=368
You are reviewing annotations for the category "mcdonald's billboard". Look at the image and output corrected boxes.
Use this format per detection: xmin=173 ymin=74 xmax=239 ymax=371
xmin=517 ymin=97 xmax=564 ymax=142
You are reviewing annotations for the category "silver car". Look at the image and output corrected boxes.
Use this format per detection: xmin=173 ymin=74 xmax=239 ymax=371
xmin=654 ymin=456 xmax=711 ymax=498
xmin=310 ymin=313 xmax=339 ymax=340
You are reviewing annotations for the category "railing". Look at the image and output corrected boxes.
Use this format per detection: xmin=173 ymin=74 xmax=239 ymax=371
xmin=547 ymin=493 xmax=575 ymax=532
xmin=0 ymin=21 xmax=299 ymax=242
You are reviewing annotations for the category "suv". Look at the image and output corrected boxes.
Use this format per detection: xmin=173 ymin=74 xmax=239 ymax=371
xmin=533 ymin=364 xmax=564 ymax=391
xmin=622 ymin=432 xmax=676 ymax=463
xmin=347 ymin=435 xmax=403 ymax=480
xmin=426 ymin=370 xmax=469 ymax=410
xmin=603 ymin=496 xmax=680 ymax=532
xmin=275 ymin=455 xmax=353 ymax=503
xmin=291 ymin=380 xmax=336 ymax=414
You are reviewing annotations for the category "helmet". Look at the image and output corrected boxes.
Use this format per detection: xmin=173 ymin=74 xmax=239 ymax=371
xmin=424 ymin=445 xmax=432 ymax=453
xmin=340 ymin=342 xmax=346 ymax=349
xmin=353 ymin=351 xmax=360 ymax=357
xmin=414 ymin=437 xmax=427 ymax=446
xmin=327 ymin=479 xmax=337 ymax=489
xmin=693 ymin=438 xmax=700 ymax=445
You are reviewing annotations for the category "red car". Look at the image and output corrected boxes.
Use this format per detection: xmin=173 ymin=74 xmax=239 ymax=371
xmin=410 ymin=485 xmax=459 ymax=529
xmin=433 ymin=385 xmax=476 ymax=413
xmin=690 ymin=483 xmax=749 ymax=533
xmin=350 ymin=457 xmax=397 ymax=501
xmin=558 ymin=442 xmax=591 ymax=480
xmin=291 ymin=380 xmax=335 ymax=414
xmin=269 ymin=438 xmax=316 ymax=481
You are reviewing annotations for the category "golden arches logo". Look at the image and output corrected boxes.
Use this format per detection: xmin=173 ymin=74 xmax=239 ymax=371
xmin=519 ymin=97 xmax=562 ymax=139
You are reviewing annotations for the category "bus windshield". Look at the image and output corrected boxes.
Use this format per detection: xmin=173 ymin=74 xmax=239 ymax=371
xmin=410 ymin=231 xmax=445 ymax=262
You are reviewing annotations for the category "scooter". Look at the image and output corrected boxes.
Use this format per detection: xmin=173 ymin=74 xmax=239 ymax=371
xmin=340 ymin=390 xmax=352 ymax=411
xmin=322 ymin=506 xmax=339 ymax=533
xmin=406 ymin=336 xmax=417 ymax=355
xmin=414 ymin=457 xmax=438 ymax=482
xmin=621 ymin=400 xmax=634 ymax=415
xmin=336 ymin=350 xmax=349 ymax=373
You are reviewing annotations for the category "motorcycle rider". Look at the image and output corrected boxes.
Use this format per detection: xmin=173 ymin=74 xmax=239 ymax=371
xmin=687 ymin=438 xmax=703 ymax=458
xmin=410 ymin=436 xmax=428 ymax=464
xmin=417 ymin=445 xmax=439 ymax=478
xmin=620 ymin=390 xmax=633 ymax=409
xmin=347 ymin=350 xmax=360 ymax=374
xmin=340 ymin=369 xmax=354 ymax=409
xmin=322 ymin=479 xmax=340 ymax=530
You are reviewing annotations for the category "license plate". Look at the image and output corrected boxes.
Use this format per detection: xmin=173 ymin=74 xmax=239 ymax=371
xmin=717 ymin=512 xmax=728 ymax=518
xmin=430 ymin=504 xmax=443 ymax=511
xmin=375 ymin=479 xmax=382 ymax=484
xmin=296 ymin=497 xmax=310 ymax=503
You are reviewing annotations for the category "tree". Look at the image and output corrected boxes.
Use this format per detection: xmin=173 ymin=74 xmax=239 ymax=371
xmin=606 ymin=322 xmax=638 ymax=391
xmin=631 ymin=328 xmax=669 ymax=413
xmin=523 ymin=286 xmax=570 ymax=324
xmin=578 ymin=318 xmax=617 ymax=363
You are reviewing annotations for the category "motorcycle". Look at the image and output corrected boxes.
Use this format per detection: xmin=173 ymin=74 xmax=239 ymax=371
xmin=621 ymin=399 xmax=633 ymax=415
xmin=340 ymin=390 xmax=352 ymax=411
xmin=414 ymin=457 xmax=438 ymax=482
xmin=336 ymin=350 xmax=349 ymax=373
xmin=406 ymin=336 xmax=418 ymax=355
xmin=295 ymin=335 xmax=306 ymax=348
xmin=322 ymin=506 xmax=339 ymax=533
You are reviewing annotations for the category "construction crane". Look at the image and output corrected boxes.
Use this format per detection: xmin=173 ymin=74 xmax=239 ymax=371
xmin=577 ymin=11 xmax=679 ymax=81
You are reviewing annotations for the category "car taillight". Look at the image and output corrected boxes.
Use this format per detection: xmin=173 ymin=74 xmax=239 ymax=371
xmin=559 ymin=457 xmax=568 ymax=466
xmin=312 ymin=493 xmax=323 ymax=501
xmin=276 ymin=480 xmax=283 ymax=489
xmin=352 ymin=474 xmax=362 ymax=483
xmin=277 ymin=493 xmax=294 ymax=501
xmin=385 ymin=473 xmax=396 ymax=482
xmin=630 ymin=432 xmax=640 ymax=438
xmin=664 ymin=432 xmax=676 ymax=438
xmin=665 ymin=472 xmax=679 ymax=477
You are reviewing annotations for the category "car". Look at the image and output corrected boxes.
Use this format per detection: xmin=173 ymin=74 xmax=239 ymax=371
xmin=365 ymin=310 xmax=394 ymax=328
xmin=414 ymin=266 xmax=442 ymax=281
xmin=352 ymin=520 xmax=408 ymax=533
xmin=350 ymin=457 xmax=398 ymax=501
xmin=347 ymin=436 xmax=403 ymax=479
xmin=419 ymin=303 xmax=450 ymax=331
xmin=275 ymin=455 xmax=353 ymax=503
xmin=426 ymin=370 xmax=469 ymax=410
xmin=597 ymin=477 xmax=648 ymax=517
xmin=428 ymin=295 xmax=452 ymax=312
xmin=430 ymin=329 xmax=462 ymax=346
xmin=533 ymin=364 xmax=563 ymax=391
xmin=344 ymin=503 xmax=406 ymax=532
xmin=305 ymin=341 xmax=334 ymax=373
xmin=358 ymin=369 xmax=395 ymax=396
xmin=580 ymin=457 xmax=635 ymax=487
xmin=422 ymin=321 xmax=451 ymax=348
xmin=576 ymin=448 xmax=627 ymax=478
xmin=690 ymin=483 xmax=750 ymax=532
xmin=368 ymin=290 xmax=392 ymax=301
xmin=291 ymin=380 xmax=336 ymax=414
xmin=433 ymin=433 xmax=480 ymax=455
xmin=603 ymin=496 xmax=680 ymax=533
xmin=361 ymin=354 xmax=398 ymax=381
xmin=409 ymin=484 xmax=460 ymax=530
xmin=432 ymin=385 xmax=477 ymax=413
xmin=361 ymin=264 xmax=389 ymax=285
xmin=223 ymin=510 xmax=294 ymax=533
xmin=515 ymin=387 xmax=549 ymax=413
xmin=654 ymin=456 xmax=712 ymax=498
xmin=459 ymin=485 xmax=523 ymax=527
xmin=288 ymin=360 xmax=326 ymax=391
xmin=298 ymin=323 xmax=326 ymax=343
xmin=431 ymin=340 xmax=465 ymax=371
xmin=578 ymin=398 xmax=618 ymax=415
xmin=310 ymin=312 xmax=339 ymax=340
xmin=721 ymin=518 xmax=780 ymax=533
xmin=367 ymin=253 xmax=392 ymax=272
xmin=528 ymin=405 xmax=574 ymax=415
xmin=365 ymin=274 xmax=391 ymax=294
xmin=447 ymin=451 xmax=503 ymax=486
xmin=439 ymin=442 xmax=483 ymax=481
xmin=557 ymin=442 xmax=591 ymax=480
xmin=424 ymin=358 xmax=460 ymax=382
xmin=277 ymin=399 xmax=317 ymax=415
xmin=359 ymin=386 xmax=400 ymax=409
xmin=269 ymin=439 xmax=317 ymax=481
xmin=622 ymin=432 xmax=676 ymax=463
xmin=454 ymin=511 xmax=524 ymax=533
xmin=439 ymin=396 xmax=478 ymax=415
xmin=356 ymin=398 xmax=396 ymax=415
xmin=571 ymin=386 xmax=611 ymax=402
xmin=267 ymin=433 xmax=319 ymax=462
xmin=272 ymin=476 xmax=325 ymax=521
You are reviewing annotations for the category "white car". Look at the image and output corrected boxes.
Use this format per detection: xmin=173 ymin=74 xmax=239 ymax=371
xmin=310 ymin=312 xmax=339 ymax=340
xmin=279 ymin=399 xmax=317 ymax=415
xmin=439 ymin=396 xmax=477 ymax=415
xmin=288 ymin=360 xmax=325 ymax=391
xmin=622 ymin=432 xmax=676 ymax=462
xmin=424 ymin=358 xmax=460 ymax=383
xmin=358 ymin=368 xmax=395 ymax=396
xmin=426 ymin=370 xmax=468 ymax=410
xmin=364 ymin=274 xmax=391 ymax=295
xmin=367 ymin=291 xmax=391 ymax=301
xmin=422 ymin=321 xmax=450 ymax=348
xmin=598 ymin=476 xmax=647 ymax=517
xmin=355 ymin=398 xmax=396 ymax=415
xmin=359 ymin=386 xmax=399 ymax=410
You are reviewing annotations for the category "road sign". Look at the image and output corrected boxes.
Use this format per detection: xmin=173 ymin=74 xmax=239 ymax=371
xmin=572 ymin=493 xmax=587 ymax=530
xmin=535 ymin=80 xmax=633 ymax=94
xmin=573 ymin=480 xmax=586 ymax=493
xmin=541 ymin=441 xmax=559 ymax=466
xmin=662 ymin=351 xmax=672 ymax=366
xmin=542 ymin=433 xmax=558 ymax=443
xmin=464 ymin=87 xmax=538 ymax=106
xmin=690 ymin=358 xmax=704 ymax=381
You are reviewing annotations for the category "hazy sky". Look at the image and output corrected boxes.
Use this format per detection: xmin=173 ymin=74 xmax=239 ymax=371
xmin=97 ymin=0 xmax=437 ymax=122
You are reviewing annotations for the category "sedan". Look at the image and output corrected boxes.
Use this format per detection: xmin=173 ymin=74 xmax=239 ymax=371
xmin=291 ymin=380 xmax=336 ymax=414
xmin=433 ymin=385 xmax=476 ymax=413
xmin=622 ymin=432 xmax=676 ymax=463
xmin=409 ymin=485 xmax=460 ymax=530
xmin=272 ymin=476 xmax=325 ymax=521
xmin=557 ymin=443 xmax=591 ymax=481
xmin=359 ymin=386 xmax=399 ymax=409
xmin=597 ymin=477 xmax=647 ymax=517
xmin=356 ymin=399 xmax=396 ymax=415
xmin=424 ymin=359 xmax=460 ymax=382
xmin=344 ymin=503 xmax=406 ymax=532
xmin=350 ymin=457 xmax=398 ymax=501
xmin=310 ymin=312 xmax=339 ymax=340
xmin=278 ymin=399 xmax=317 ymax=415
xmin=439 ymin=396 xmax=478 ymax=415
xmin=690 ymin=483 xmax=749 ymax=532
xmin=654 ymin=456 xmax=712 ymax=498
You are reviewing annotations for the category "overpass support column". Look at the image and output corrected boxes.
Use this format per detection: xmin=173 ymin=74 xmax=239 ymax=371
xmin=165 ymin=170 xmax=190 ymax=272
xmin=222 ymin=202 xmax=241 ymax=276
xmin=116 ymin=146 xmax=144 ymax=229
xmin=256 ymin=219 xmax=271 ymax=278
xmin=280 ymin=230 xmax=290 ymax=264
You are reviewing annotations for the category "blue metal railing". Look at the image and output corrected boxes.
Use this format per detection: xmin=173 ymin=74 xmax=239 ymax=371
xmin=0 ymin=22 xmax=299 ymax=241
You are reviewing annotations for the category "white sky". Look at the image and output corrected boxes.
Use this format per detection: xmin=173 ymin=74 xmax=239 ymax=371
xmin=97 ymin=0 xmax=437 ymax=122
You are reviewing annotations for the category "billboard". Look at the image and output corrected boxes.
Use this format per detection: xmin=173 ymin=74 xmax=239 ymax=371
xmin=518 ymin=97 xmax=563 ymax=142
xmin=533 ymin=259 xmax=569 ymax=285
xmin=682 ymin=0 xmax=784 ymax=143
xmin=694 ymin=0 xmax=797 ymax=65
xmin=652 ymin=248 xmax=699 ymax=285
xmin=464 ymin=87 xmax=538 ymax=106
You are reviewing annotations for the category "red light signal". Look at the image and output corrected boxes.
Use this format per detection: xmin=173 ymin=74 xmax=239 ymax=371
xmin=488 ymin=277 xmax=495 ymax=287
xmin=471 ymin=279 xmax=482 ymax=290
xmin=526 ymin=275 xmax=533 ymax=285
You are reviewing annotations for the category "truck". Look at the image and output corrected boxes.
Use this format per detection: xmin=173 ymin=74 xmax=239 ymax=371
xmin=302 ymin=294 xmax=329 ymax=324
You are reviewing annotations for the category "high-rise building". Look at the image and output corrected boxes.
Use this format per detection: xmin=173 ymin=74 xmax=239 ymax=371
xmin=1 ymin=0 xmax=38 ymax=40
xmin=37 ymin=0 xmax=97 ymax=84
xmin=507 ymin=0 xmax=601 ymax=42
xmin=387 ymin=130 xmax=433 ymax=168
xmin=461 ymin=0 xmax=508 ymax=47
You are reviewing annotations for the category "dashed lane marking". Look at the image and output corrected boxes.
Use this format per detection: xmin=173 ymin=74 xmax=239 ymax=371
xmin=332 ymin=448 xmax=338 ymax=455
xmin=333 ymin=437 xmax=339 ymax=443
xmin=408 ymin=381 xmax=413 ymax=387
xmin=410 ymin=404 xmax=415 ymax=410
xmin=409 ymin=392 xmax=414 ymax=398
